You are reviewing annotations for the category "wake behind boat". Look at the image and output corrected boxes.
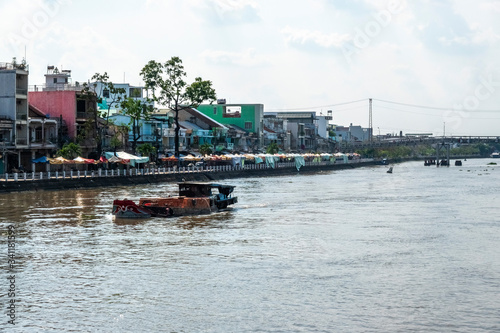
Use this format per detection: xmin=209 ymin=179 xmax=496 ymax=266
xmin=112 ymin=182 xmax=238 ymax=218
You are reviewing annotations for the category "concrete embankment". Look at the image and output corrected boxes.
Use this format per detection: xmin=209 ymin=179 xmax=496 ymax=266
xmin=0 ymin=160 xmax=379 ymax=193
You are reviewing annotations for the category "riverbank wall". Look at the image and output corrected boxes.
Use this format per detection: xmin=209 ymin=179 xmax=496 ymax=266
xmin=0 ymin=160 xmax=379 ymax=193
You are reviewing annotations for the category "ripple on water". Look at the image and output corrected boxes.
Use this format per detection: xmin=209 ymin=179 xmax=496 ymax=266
xmin=1 ymin=160 xmax=500 ymax=332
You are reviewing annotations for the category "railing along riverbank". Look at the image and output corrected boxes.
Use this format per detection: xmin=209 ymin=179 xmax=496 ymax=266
xmin=0 ymin=158 xmax=381 ymax=193
xmin=1 ymin=158 xmax=375 ymax=183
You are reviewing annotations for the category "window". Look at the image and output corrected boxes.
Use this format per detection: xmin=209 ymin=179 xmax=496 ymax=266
xmin=129 ymin=87 xmax=142 ymax=98
xmin=245 ymin=122 xmax=252 ymax=130
xmin=77 ymin=100 xmax=87 ymax=113
xmin=103 ymin=89 xmax=110 ymax=98
xmin=53 ymin=78 xmax=57 ymax=83
xmin=213 ymin=107 xmax=217 ymax=115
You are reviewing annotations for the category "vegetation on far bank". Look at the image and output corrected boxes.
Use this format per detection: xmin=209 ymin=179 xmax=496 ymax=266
xmin=355 ymin=143 xmax=499 ymax=159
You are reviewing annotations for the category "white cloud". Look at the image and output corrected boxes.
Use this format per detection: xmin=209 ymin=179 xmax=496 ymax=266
xmin=1 ymin=0 xmax=499 ymax=135
xmin=200 ymin=48 xmax=269 ymax=67
xmin=281 ymin=26 xmax=351 ymax=49
xmin=191 ymin=0 xmax=261 ymax=25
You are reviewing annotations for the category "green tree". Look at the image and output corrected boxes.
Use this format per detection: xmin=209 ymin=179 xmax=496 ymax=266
xmin=80 ymin=73 xmax=127 ymax=156
xmin=57 ymin=142 xmax=81 ymax=159
xmin=199 ymin=143 xmax=213 ymax=156
xmin=120 ymin=98 xmax=153 ymax=153
xmin=137 ymin=143 xmax=157 ymax=161
xmin=140 ymin=57 xmax=216 ymax=158
xmin=476 ymin=143 xmax=491 ymax=157
xmin=266 ymin=142 xmax=279 ymax=154
xmin=91 ymin=73 xmax=127 ymax=124
xmin=110 ymin=135 xmax=122 ymax=152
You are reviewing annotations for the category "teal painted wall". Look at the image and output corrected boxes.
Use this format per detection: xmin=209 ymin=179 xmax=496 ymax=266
xmin=197 ymin=104 xmax=263 ymax=134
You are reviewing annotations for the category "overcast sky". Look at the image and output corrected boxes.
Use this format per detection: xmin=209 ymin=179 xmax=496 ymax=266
xmin=1 ymin=0 xmax=500 ymax=136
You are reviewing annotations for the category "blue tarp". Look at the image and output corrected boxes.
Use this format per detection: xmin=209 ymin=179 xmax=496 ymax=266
xmin=265 ymin=155 xmax=279 ymax=169
xmin=294 ymin=155 xmax=305 ymax=171
xmin=32 ymin=156 xmax=49 ymax=163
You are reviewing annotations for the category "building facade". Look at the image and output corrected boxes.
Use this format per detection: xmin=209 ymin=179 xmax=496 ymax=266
xmin=0 ymin=60 xmax=59 ymax=173
xmin=197 ymin=102 xmax=263 ymax=151
xmin=29 ymin=66 xmax=98 ymax=155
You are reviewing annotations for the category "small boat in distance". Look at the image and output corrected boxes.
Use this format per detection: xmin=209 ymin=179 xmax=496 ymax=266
xmin=112 ymin=182 xmax=238 ymax=218
xmin=387 ymin=166 xmax=393 ymax=173
xmin=491 ymin=152 xmax=500 ymax=158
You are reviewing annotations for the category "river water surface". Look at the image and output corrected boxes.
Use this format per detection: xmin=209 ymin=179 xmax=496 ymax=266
xmin=1 ymin=160 xmax=500 ymax=332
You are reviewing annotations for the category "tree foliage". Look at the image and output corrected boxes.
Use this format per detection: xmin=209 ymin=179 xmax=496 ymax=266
xmin=137 ymin=143 xmax=157 ymax=160
xmin=199 ymin=143 xmax=213 ymax=156
xmin=57 ymin=142 xmax=81 ymax=159
xmin=266 ymin=142 xmax=279 ymax=155
xmin=120 ymin=98 xmax=153 ymax=153
xmin=80 ymin=72 xmax=127 ymax=156
xmin=140 ymin=57 xmax=216 ymax=157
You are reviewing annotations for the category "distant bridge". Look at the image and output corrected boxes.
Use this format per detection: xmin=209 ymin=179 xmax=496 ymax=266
xmin=339 ymin=136 xmax=500 ymax=151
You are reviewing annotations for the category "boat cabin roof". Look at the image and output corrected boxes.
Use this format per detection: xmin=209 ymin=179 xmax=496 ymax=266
xmin=177 ymin=182 xmax=235 ymax=197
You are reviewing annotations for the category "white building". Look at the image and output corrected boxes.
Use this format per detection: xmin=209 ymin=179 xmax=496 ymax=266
xmin=0 ymin=59 xmax=58 ymax=174
xmin=92 ymin=81 xmax=151 ymax=117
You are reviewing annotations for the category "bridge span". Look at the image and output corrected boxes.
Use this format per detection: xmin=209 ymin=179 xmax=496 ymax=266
xmin=340 ymin=136 xmax=500 ymax=151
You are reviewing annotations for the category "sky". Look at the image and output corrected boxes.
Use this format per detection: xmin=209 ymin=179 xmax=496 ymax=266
xmin=1 ymin=0 xmax=500 ymax=136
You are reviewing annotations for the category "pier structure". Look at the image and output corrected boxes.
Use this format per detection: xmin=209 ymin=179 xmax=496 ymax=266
xmin=436 ymin=142 xmax=451 ymax=167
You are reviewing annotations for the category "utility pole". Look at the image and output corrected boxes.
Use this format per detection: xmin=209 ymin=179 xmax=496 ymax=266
xmin=369 ymin=98 xmax=373 ymax=142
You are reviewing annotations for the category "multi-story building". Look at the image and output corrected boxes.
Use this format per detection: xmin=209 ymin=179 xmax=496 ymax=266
xmin=154 ymin=107 xmax=227 ymax=153
xmin=29 ymin=66 xmax=98 ymax=155
xmin=197 ymin=101 xmax=263 ymax=151
xmin=269 ymin=112 xmax=316 ymax=150
xmin=266 ymin=111 xmax=333 ymax=151
xmin=334 ymin=123 xmax=372 ymax=143
xmin=0 ymin=60 xmax=59 ymax=173
xmin=92 ymin=81 xmax=152 ymax=119
xmin=263 ymin=114 xmax=289 ymax=150
xmin=0 ymin=59 xmax=29 ymax=173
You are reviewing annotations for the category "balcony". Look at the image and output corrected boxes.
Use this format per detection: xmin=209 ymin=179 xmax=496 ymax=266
xmin=16 ymin=88 xmax=28 ymax=95
xmin=16 ymin=113 xmax=27 ymax=121
xmin=76 ymin=112 xmax=94 ymax=119
xmin=16 ymin=138 xmax=28 ymax=145
xmin=29 ymin=84 xmax=83 ymax=92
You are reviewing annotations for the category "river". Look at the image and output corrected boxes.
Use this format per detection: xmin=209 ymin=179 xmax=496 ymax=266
xmin=1 ymin=159 xmax=499 ymax=332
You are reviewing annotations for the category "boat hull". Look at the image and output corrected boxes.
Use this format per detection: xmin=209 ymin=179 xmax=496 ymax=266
xmin=112 ymin=200 xmax=153 ymax=218
xmin=112 ymin=196 xmax=238 ymax=218
xmin=112 ymin=182 xmax=238 ymax=218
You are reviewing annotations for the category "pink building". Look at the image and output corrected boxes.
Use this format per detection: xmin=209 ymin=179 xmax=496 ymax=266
xmin=29 ymin=90 xmax=78 ymax=138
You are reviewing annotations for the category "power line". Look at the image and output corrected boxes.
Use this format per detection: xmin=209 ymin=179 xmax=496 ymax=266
xmin=373 ymin=98 xmax=500 ymax=113
xmin=266 ymin=98 xmax=368 ymax=111
xmin=377 ymin=105 xmax=500 ymax=119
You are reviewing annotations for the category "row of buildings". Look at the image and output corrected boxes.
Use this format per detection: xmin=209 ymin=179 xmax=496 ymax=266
xmin=0 ymin=59 xmax=371 ymax=174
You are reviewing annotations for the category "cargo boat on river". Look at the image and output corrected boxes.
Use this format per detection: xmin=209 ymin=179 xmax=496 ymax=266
xmin=112 ymin=182 xmax=238 ymax=218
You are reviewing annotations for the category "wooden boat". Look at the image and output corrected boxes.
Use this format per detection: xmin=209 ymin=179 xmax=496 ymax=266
xmin=112 ymin=182 xmax=238 ymax=218
xmin=387 ymin=166 xmax=393 ymax=173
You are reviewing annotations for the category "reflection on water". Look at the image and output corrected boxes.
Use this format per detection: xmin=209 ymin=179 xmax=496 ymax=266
xmin=1 ymin=159 xmax=500 ymax=332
